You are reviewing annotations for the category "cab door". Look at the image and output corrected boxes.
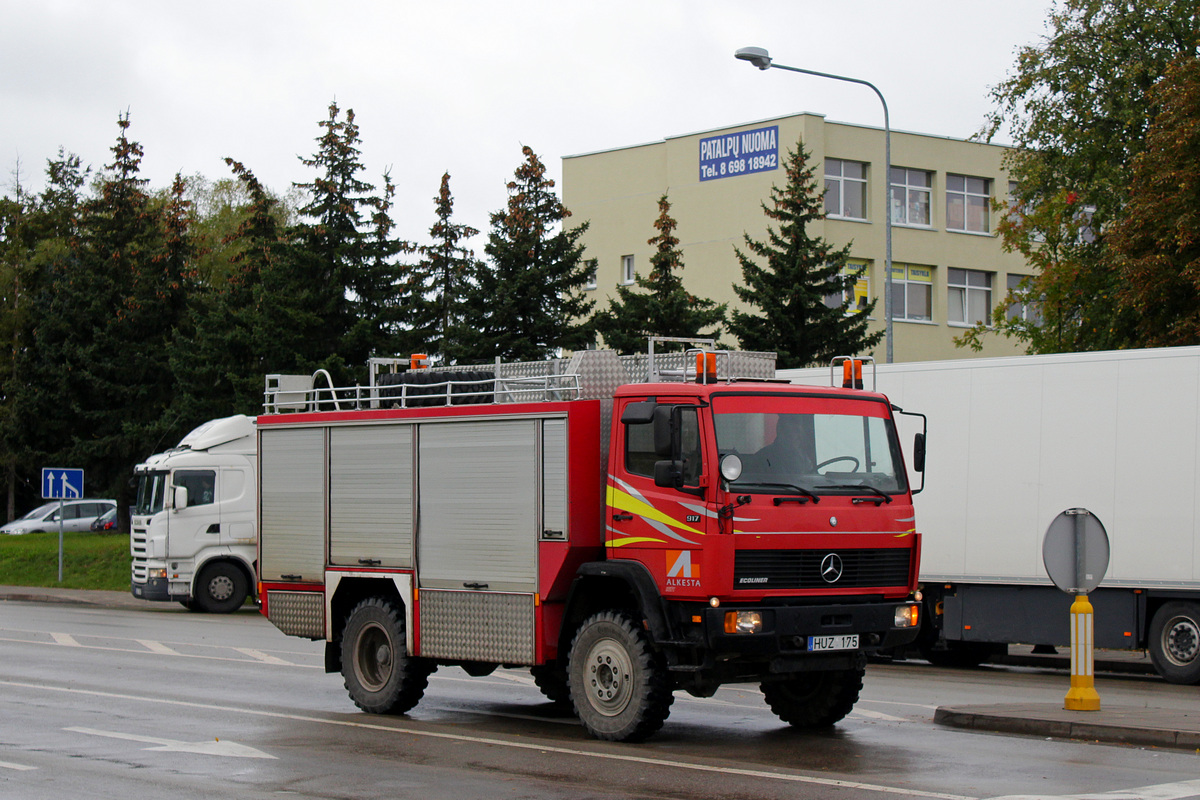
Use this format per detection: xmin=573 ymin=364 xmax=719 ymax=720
xmin=168 ymin=469 xmax=219 ymax=560
xmin=607 ymin=399 xmax=712 ymax=595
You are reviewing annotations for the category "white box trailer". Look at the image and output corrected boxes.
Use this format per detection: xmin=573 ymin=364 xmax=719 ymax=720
xmin=780 ymin=346 xmax=1200 ymax=684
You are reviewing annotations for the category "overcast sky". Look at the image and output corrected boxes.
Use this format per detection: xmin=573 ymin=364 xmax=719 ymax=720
xmin=2 ymin=0 xmax=1054 ymax=248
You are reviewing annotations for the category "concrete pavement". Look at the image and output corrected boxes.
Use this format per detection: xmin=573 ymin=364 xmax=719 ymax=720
xmin=3 ymin=585 xmax=1198 ymax=751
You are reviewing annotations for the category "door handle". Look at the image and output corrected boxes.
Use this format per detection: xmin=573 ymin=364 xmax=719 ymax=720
xmin=612 ymin=513 xmax=633 ymax=521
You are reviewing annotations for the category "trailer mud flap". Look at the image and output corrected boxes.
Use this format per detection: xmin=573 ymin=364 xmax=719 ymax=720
xmin=419 ymin=589 xmax=536 ymax=664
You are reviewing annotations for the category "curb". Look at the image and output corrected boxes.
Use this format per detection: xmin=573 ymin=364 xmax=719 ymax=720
xmin=934 ymin=704 xmax=1200 ymax=751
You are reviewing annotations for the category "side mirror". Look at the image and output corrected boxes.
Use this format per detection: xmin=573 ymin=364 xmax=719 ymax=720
xmin=621 ymin=401 xmax=657 ymax=425
xmin=172 ymin=486 xmax=189 ymax=511
xmin=913 ymin=433 xmax=926 ymax=473
xmin=654 ymin=459 xmax=682 ymax=489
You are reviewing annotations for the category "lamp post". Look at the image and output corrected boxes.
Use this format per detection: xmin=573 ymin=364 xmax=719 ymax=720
xmin=734 ymin=46 xmax=894 ymax=364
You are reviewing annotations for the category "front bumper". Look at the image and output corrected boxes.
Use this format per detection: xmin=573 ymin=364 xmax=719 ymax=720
xmin=696 ymin=604 xmax=916 ymax=666
xmin=131 ymin=578 xmax=172 ymax=602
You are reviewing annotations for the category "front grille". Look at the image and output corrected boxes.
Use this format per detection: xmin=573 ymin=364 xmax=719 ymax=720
xmin=131 ymin=528 xmax=148 ymax=582
xmin=734 ymin=548 xmax=911 ymax=590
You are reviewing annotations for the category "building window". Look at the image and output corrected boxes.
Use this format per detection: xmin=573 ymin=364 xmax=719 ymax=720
xmin=620 ymin=254 xmax=635 ymax=285
xmin=948 ymin=268 xmax=993 ymax=325
xmin=1006 ymin=274 xmax=1043 ymax=325
xmin=946 ymin=174 xmax=991 ymax=233
xmin=585 ymin=260 xmax=597 ymax=290
xmin=824 ymin=260 xmax=872 ymax=313
xmin=890 ymin=167 xmax=932 ymax=227
xmin=824 ymin=159 xmax=867 ymax=220
xmin=889 ymin=264 xmax=933 ymax=321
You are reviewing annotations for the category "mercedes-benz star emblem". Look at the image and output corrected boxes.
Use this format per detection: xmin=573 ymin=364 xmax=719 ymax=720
xmin=820 ymin=553 xmax=844 ymax=583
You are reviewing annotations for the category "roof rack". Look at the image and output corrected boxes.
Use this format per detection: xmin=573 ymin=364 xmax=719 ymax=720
xmin=262 ymin=340 xmax=777 ymax=413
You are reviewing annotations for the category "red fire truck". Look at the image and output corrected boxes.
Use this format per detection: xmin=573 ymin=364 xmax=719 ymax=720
xmin=256 ymin=343 xmax=924 ymax=741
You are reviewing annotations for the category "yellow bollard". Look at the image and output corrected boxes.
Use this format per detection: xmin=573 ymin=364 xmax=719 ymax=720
xmin=1064 ymin=592 xmax=1101 ymax=711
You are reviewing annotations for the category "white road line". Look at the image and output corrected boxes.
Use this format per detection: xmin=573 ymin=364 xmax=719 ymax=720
xmin=986 ymin=777 xmax=1200 ymax=800
xmin=0 ymin=760 xmax=37 ymax=771
xmin=852 ymin=708 xmax=910 ymax=722
xmin=233 ymin=648 xmax=294 ymax=666
xmin=0 ymin=635 xmax=321 ymax=668
xmin=49 ymin=632 xmax=80 ymax=647
xmin=66 ymin=727 xmax=276 ymax=759
xmin=2 ymin=679 xmax=974 ymax=800
xmin=137 ymin=640 xmax=181 ymax=656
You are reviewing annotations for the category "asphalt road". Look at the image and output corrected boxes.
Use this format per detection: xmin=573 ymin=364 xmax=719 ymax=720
xmin=3 ymin=600 xmax=1200 ymax=800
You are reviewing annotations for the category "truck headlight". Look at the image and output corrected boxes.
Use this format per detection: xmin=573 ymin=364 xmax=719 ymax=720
xmin=148 ymin=568 xmax=168 ymax=579
xmin=724 ymin=610 xmax=763 ymax=634
xmin=894 ymin=604 xmax=919 ymax=628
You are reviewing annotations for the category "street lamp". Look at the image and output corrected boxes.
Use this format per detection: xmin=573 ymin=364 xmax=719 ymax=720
xmin=734 ymin=47 xmax=894 ymax=364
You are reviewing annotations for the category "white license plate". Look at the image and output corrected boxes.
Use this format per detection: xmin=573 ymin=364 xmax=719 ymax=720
xmin=807 ymin=634 xmax=859 ymax=651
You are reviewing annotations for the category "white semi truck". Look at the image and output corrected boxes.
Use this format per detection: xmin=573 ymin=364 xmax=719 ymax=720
xmin=781 ymin=346 xmax=1200 ymax=684
xmin=130 ymin=415 xmax=257 ymax=612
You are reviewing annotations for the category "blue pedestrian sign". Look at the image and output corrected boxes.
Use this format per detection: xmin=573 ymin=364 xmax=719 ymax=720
xmin=42 ymin=468 xmax=84 ymax=500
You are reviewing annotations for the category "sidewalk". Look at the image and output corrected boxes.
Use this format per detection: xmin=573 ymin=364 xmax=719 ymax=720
xmin=4 ymin=585 xmax=1199 ymax=750
xmin=0 ymin=584 xmax=258 ymax=612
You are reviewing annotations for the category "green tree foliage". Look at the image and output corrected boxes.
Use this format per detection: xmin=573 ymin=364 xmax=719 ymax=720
xmin=289 ymin=101 xmax=409 ymax=376
xmin=1109 ymin=56 xmax=1200 ymax=346
xmin=0 ymin=152 xmax=90 ymax=516
xmin=975 ymin=0 xmax=1200 ymax=352
xmin=464 ymin=146 xmax=594 ymax=361
xmin=594 ymin=194 xmax=726 ymax=354
xmin=8 ymin=115 xmax=191 ymax=514
xmin=409 ymin=172 xmax=478 ymax=364
xmin=169 ymin=159 xmax=290 ymax=423
xmin=728 ymin=140 xmax=881 ymax=369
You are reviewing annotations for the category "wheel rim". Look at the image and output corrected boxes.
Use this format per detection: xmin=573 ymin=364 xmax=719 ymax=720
xmin=584 ymin=636 xmax=634 ymax=717
xmin=1162 ymin=615 xmax=1200 ymax=666
xmin=355 ymin=622 xmax=393 ymax=692
xmin=208 ymin=574 xmax=234 ymax=602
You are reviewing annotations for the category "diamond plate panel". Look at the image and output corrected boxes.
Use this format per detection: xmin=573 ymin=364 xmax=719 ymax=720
xmin=419 ymin=590 xmax=535 ymax=664
xmin=267 ymin=591 xmax=325 ymax=639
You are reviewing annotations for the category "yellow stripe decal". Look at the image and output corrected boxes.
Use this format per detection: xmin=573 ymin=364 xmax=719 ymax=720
xmin=607 ymin=536 xmax=665 ymax=548
xmin=606 ymin=485 xmax=704 ymax=537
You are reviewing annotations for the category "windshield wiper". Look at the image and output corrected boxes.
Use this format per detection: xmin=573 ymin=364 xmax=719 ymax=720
xmin=826 ymin=483 xmax=894 ymax=505
xmin=733 ymin=482 xmax=820 ymax=505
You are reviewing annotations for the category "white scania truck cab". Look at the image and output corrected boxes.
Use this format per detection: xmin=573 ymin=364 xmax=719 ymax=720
xmin=130 ymin=415 xmax=257 ymax=612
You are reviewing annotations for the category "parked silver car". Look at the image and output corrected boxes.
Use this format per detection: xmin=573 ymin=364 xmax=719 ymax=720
xmin=1 ymin=499 xmax=117 ymax=534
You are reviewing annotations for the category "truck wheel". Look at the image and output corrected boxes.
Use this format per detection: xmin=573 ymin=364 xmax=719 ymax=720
xmin=761 ymin=666 xmax=864 ymax=728
xmin=1149 ymin=602 xmax=1200 ymax=685
xmin=530 ymin=663 xmax=571 ymax=708
xmin=342 ymin=597 xmax=432 ymax=714
xmin=194 ymin=562 xmax=248 ymax=614
xmin=919 ymin=641 xmax=991 ymax=668
xmin=568 ymin=610 xmax=673 ymax=742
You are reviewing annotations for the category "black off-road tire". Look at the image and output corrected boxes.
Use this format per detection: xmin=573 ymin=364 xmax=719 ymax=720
xmin=193 ymin=562 xmax=248 ymax=614
xmin=567 ymin=610 xmax=673 ymax=742
xmin=1149 ymin=601 xmax=1200 ymax=685
xmin=342 ymin=597 xmax=433 ymax=714
xmin=530 ymin=663 xmax=572 ymax=708
xmin=761 ymin=665 xmax=865 ymax=728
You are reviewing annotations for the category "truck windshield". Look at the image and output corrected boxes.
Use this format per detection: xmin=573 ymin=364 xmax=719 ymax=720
xmin=713 ymin=396 xmax=908 ymax=496
xmin=134 ymin=472 xmax=169 ymax=516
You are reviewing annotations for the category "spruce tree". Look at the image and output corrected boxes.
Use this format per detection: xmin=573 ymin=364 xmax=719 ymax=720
xmin=728 ymin=140 xmax=881 ymax=369
xmin=169 ymin=159 xmax=291 ymax=423
xmin=464 ymin=146 xmax=594 ymax=361
xmin=9 ymin=115 xmax=189 ymax=513
xmin=290 ymin=101 xmax=408 ymax=375
xmin=593 ymin=194 xmax=725 ymax=354
xmin=409 ymin=172 xmax=478 ymax=364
